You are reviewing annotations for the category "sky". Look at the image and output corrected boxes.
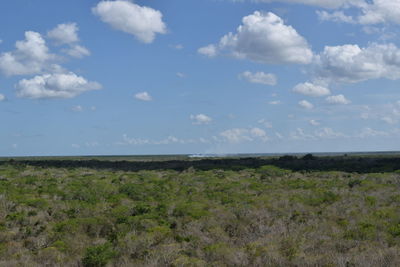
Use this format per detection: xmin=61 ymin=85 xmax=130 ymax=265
xmin=1 ymin=0 xmax=400 ymax=156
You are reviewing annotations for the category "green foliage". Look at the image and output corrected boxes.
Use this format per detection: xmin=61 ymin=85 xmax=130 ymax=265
xmin=0 ymin=162 xmax=400 ymax=266
xmin=82 ymin=242 xmax=116 ymax=267
xmin=257 ymin=165 xmax=291 ymax=178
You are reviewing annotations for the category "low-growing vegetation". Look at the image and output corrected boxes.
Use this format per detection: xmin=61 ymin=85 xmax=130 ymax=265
xmin=0 ymin=160 xmax=400 ymax=266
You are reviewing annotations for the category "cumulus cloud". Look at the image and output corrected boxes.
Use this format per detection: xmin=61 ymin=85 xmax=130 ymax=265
xmin=358 ymin=0 xmax=400 ymax=25
xmin=198 ymin=11 xmax=313 ymax=64
xmin=220 ymin=127 xmax=268 ymax=143
xmin=292 ymin=82 xmax=331 ymax=97
xmin=190 ymin=114 xmax=212 ymax=125
xmin=0 ymin=31 xmax=54 ymax=76
xmin=326 ymin=94 xmax=351 ymax=104
xmin=47 ymin=23 xmax=79 ymax=44
xmin=315 ymin=43 xmax=400 ymax=83
xmin=298 ymin=100 xmax=314 ymax=109
xmin=239 ymin=71 xmax=277 ymax=86
xmin=309 ymin=119 xmax=320 ymax=126
xmin=64 ymin=45 xmax=90 ymax=58
xmin=16 ymin=72 xmax=101 ymax=99
xmin=198 ymin=45 xmax=217 ymax=57
xmin=92 ymin=0 xmax=166 ymax=43
xmin=253 ymin=0 xmax=364 ymax=9
xmin=317 ymin=10 xmax=355 ymax=23
xmin=0 ymin=94 xmax=5 ymax=101
xmin=134 ymin=91 xmax=152 ymax=101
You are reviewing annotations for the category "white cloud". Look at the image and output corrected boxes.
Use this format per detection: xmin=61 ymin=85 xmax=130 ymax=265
xmin=92 ymin=0 xmax=166 ymax=43
xmin=64 ymin=45 xmax=90 ymax=58
xmin=171 ymin=44 xmax=183 ymax=50
xmin=314 ymin=127 xmax=347 ymax=138
xmin=290 ymin=128 xmax=315 ymax=140
xmin=118 ymin=134 xmax=202 ymax=146
xmin=16 ymin=72 xmax=101 ymax=99
xmin=250 ymin=127 xmax=269 ymax=141
xmin=357 ymin=127 xmax=389 ymax=138
xmin=0 ymin=94 xmax=5 ymax=101
xmin=315 ymin=43 xmax=400 ymax=83
xmin=252 ymin=0 xmax=364 ymax=9
xmin=326 ymin=94 xmax=351 ymax=104
xmin=382 ymin=116 xmax=397 ymax=124
xmin=292 ymin=82 xmax=331 ymax=97
xmin=190 ymin=114 xmax=212 ymax=125
xmin=268 ymin=100 xmax=281 ymax=105
xmin=198 ymin=44 xmax=217 ymax=57
xmin=198 ymin=11 xmax=313 ymax=64
xmin=71 ymin=105 xmax=83 ymax=112
xmin=309 ymin=119 xmax=320 ymax=126
xmin=134 ymin=91 xmax=152 ymax=101
xmin=258 ymin=119 xmax=273 ymax=128
xmin=317 ymin=10 xmax=355 ymax=23
xmin=220 ymin=127 xmax=269 ymax=143
xmin=298 ymin=100 xmax=314 ymax=109
xmin=358 ymin=0 xmax=400 ymax=25
xmin=315 ymin=1 xmax=400 ymax=25
xmin=239 ymin=71 xmax=277 ymax=86
xmin=0 ymin=31 xmax=53 ymax=76
xmin=47 ymin=23 xmax=79 ymax=44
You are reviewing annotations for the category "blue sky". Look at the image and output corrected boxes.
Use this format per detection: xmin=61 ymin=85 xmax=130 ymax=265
xmin=1 ymin=0 xmax=400 ymax=156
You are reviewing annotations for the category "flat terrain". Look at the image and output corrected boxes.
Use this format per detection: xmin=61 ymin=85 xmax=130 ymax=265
xmin=0 ymin=155 xmax=400 ymax=266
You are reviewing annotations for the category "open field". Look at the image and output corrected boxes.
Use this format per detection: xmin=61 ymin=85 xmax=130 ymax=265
xmin=0 ymin=155 xmax=400 ymax=266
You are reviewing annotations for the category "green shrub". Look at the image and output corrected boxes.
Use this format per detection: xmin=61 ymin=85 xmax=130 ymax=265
xmin=257 ymin=165 xmax=290 ymax=178
xmin=82 ymin=242 xmax=116 ymax=267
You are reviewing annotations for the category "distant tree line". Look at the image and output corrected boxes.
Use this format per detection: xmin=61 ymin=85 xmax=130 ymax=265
xmin=2 ymin=154 xmax=400 ymax=173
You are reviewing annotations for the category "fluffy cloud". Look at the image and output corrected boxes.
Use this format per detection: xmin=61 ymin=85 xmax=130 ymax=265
xmin=220 ymin=127 xmax=268 ymax=143
xmin=253 ymin=0 xmax=364 ymax=9
xmin=239 ymin=71 xmax=277 ymax=85
xmin=0 ymin=94 xmax=5 ymax=101
xmin=292 ymin=82 xmax=331 ymax=97
xmin=358 ymin=0 xmax=400 ymax=25
xmin=309 ymin=119 xmax=320 ymax=126
xmin=315 ymin=43 xmax=400 ymax=83
xmin=317 ymin=1 xmax=400 ymax=25
xmin=0 ymin=31 xmax=53 ymax=76
xmin=326 ymin=94 xmax=351 ymax=104
xmin=298 ymin=100 xmax=314 ymax=109
xmin=64 ymin=45 xmax=90 ymax=58
xmin=134 ymin=91 xmax=152 ymax=101
xmin=47 ymin=23 xmax=79 ymax=44
xmin=190 ymin=114 xmax=212 ymax=125
xmin=198 ymin=45 xmax=217 ymax=57
xmin=16 ymin=72 xmax=101 ymax=99
xmin=198 ymin=11 xmax=313 ymax=64
xmin=92 ymin=0 xmax=166 ymax=43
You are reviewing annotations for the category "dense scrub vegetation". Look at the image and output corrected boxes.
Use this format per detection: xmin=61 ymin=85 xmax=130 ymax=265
xmin=0 ymin=161 xmax=400 ymax=266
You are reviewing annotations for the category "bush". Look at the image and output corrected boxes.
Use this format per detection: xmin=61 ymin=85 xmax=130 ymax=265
xmin=82 ymin=242 xmax=116 ymax=267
